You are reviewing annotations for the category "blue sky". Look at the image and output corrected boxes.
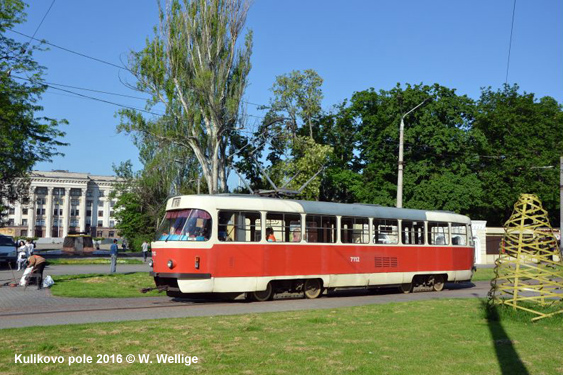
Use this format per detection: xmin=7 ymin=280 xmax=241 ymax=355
xmin=11 ymin=0 xmax=563 ymax=178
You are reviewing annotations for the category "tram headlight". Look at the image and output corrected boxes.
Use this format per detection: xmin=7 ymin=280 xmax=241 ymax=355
xmin=167 ymin=259 xmax=175 ymax=269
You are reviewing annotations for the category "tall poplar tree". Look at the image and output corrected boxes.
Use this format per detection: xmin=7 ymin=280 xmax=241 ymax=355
xmin=119 ymin=0 xmax=253 ymax=194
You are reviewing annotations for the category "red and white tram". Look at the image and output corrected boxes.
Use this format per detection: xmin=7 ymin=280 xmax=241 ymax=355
xmin=150 ymin=195 xmax=475 ymax=300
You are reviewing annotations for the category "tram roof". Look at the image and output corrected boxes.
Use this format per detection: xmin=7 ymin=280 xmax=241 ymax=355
xmin=167 ymin=194 xmax=471 ymax=224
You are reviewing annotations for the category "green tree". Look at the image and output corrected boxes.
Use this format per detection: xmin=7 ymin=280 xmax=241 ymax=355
xmin=239 ymin=69 xmax=330 ymax=199
xmin=329 ymin=83 xmax=484 ymax=214
xmin=474 ymin=85 xmax=563 ymax=226
xmin=0 ymin=0 xmax=66 ymax=223
xmin=119 ymin=0 xmax=252 ymax=194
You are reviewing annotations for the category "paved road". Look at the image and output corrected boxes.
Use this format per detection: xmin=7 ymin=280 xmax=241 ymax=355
xmin=0 ymin=262 xmax=489 ymax=329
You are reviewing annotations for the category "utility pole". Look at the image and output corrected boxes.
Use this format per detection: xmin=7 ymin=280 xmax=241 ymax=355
xmin=397 ymin=98 xmax=432 ymax=208
xmin=559 ymin=156 xmax=563 ymax=256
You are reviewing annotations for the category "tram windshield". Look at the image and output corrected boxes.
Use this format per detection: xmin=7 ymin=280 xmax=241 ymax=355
xmin=155 ymin=209 xmax=212 ymax=241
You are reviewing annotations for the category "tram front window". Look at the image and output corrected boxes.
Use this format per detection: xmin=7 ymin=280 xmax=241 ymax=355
xmin=155 ymin=209 xmax=212 ymax=241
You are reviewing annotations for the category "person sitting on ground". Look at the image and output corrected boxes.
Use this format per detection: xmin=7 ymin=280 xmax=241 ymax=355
xmin=26 ymin=254 xmax=47 ymax=289
xmin=266 ymin=227 xmax=276 ymax=242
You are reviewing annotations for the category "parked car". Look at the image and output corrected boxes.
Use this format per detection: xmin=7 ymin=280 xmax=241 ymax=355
xmin=0 ymin=235 xmax=18 ymax=266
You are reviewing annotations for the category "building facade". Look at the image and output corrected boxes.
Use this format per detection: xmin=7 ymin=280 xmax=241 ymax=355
xmin=1 ymin=171 xmax=121 ymax=239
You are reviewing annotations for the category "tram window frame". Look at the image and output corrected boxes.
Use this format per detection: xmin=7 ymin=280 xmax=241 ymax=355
xmin=218 ymin=210 xmax=261 ymax=242
xmin=373 ymin=219 xmax=399 ymax=244
xmin=341 ymin=216 xmax=369 ymax=244
xmin=401 ymin=220 xmax=425 ymax=245
xmin=428 ymin=222 xmax=450 ymax=245
xmin=265 ymin=212 xmax=302 ymax=242
xmin=451 ymin=223 xmax=468 ymax=246
xmin=306 ymin=215 xmax=337 ymax=243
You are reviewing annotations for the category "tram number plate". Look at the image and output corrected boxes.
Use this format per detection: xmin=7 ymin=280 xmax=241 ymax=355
xmin=350 ymin=256 xmax=360 ymax=263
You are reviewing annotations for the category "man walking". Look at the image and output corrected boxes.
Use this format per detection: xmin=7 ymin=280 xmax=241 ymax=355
xmin=110 ymin=239 xmax=118 ymax=273
xmin=142 ymin=240 xmax=149 ymax=262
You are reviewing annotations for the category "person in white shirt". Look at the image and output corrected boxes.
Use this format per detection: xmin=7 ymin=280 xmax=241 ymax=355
xmin=142 ymin=241 xmax=149 ymax=262
xmin=16 ymin=241 xmax=27 ymax=271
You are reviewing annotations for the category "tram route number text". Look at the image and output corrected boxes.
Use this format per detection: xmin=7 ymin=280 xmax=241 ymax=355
xmin=349 ymin=256 xmax=360 ymax=262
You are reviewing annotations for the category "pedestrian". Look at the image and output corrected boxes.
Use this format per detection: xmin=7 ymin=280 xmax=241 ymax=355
xmin=16 ymin=241 xmax=27 ymax=271
xmin=110 ymin=239 xmax=118 ymax=273
xmin=26 ymin=239 xmax=34 ymax=255
xmin=142 ymin=240 xmax=149 ymax=262
xmin=121 ymin=240 xmax=126 ymax=251
xmin=26 ymin=254 xmax=47 ymax=289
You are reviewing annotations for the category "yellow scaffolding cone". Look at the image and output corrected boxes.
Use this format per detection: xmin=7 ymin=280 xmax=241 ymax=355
xmin=489 ymin=194 xmax=563 ymax=321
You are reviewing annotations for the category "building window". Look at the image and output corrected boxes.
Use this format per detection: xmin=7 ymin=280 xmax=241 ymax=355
xmin=35 ymin=219 xmax=45 ymax=226
xmin=71 ymin=209 xmax=79 ymax=216
xmin=98 ymin=190 xmax=104 ymax=197
xmin=97 ymin=231 xmax=103 ymax=237
xmin=53 ymin=188 xmax=65 ymax=196
xmin=98 ymin=210 xmax=103 ymax=217
xmin=109 ymin=220 xmax=115 ymax=228
xmin=70 ymin=219 xmax=79 ymax=227
xmin=97 ymin=220 xmax=103 ymax=227
xmin=22 ymin=219 xmax=28 ymax=226
xmin=54 ymin=209 xmax=63 ymax=216
xmin=70 ymin=188 xmax=81 ymax=197
xmin=8 ymin=207 xmax=15 ymax=214
xmin=71 ymin=199 xmax=80 ymax=206
xmin=22 ymin=198 xmax=29 ymax=205
xmin=35 ymin=187 xmax=47 ymax=195
xmin=20 ymin=230 xmax=28 ymax=237
xmin=36 ymin=208 xmax=45 ymax=216
xmin=110 ymin=211 xmax=114 ymax=217
xmin=108 ymin=231 xmax=115 ymax=238
xmin=97 ymin=200 xmax=103 ymax=207
xmin=8 ymin=219 xmax=14 ymax=226
xmin=36 ymin=198 xmax=46 ymax=205
xmin=86 ymin=200 xmax=93 ymax=207
xmin=110 ymin=200 xmax=116 ymax=207
xmin=86 ymin=210 xmax=92 ymax=217
xmin=22 ymin=208 xmax=28 ymax=215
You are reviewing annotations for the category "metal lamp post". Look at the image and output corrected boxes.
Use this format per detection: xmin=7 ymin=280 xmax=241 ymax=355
xmin=397 ymin=98 xmax=432 ymax=208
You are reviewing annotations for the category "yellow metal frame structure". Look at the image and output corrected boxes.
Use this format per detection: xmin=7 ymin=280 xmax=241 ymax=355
xmin=489 ymin=194 xmax=563 ymax=321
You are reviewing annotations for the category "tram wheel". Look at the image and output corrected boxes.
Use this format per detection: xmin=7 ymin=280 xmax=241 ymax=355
xmin=250 ymin=282 xmax=274 ymax=302
xmin=399 ymin=283 xmax=413 ymax=294
xmin=432 ymin=275 xmax=445 ymax=292
xmin=303 ymin=279 xmax=323 ymax=299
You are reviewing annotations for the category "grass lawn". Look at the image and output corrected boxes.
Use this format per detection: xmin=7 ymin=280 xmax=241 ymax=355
xmin=51 ymin=273 xmax=161 ymax=298
xmin=472 ymin=267 xmax=496 ymax=282
xmin=0 ymin=298 xmax=561 ymax=375
xmin=47 ymin=258 xmax=144 ymax=265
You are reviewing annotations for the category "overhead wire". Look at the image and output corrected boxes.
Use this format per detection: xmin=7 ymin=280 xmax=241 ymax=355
xmin=505 ymin=0 xmax=517 ymax=84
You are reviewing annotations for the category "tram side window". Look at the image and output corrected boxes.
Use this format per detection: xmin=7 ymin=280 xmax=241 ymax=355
xmin=266 ymin=212 xmax=301 ymax=242
xmin=341 ymin=217 xmax=369 ymax=244
xmin=451 ymin=223 xmax=467 ymax=246
xmin=218 ymin=211 xmax=261 ymax=242
xmin=428 ymin=222 xmax=450 ymax=245
xmin=155 ymin=209 xmax=212 ymax=241
xmin=401 ymin=220 xmax=425 ymax=245
xmin=306 ymin=215 xmax=336 ymax=243
xmin=373 ymin=219 xmax=399 ymax=244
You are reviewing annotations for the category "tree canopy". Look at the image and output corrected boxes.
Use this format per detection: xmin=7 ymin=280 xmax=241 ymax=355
xmin=0 ymin=0 xmax=66 ymax=223
xmin=119 ymin=0 xmax=252 ymax=194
